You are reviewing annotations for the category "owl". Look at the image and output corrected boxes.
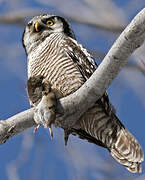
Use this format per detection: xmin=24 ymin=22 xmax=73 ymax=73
xmin=22 ymin=14 xmax=144 ymax=173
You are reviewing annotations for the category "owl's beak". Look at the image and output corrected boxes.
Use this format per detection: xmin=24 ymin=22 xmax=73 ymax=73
xmin=34 ymin=21 xmax=51 ymax=32
xmin=34 ymin=22 xmax=40 ymax=32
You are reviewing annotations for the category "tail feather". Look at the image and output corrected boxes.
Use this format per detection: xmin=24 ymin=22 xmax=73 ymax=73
xmin=110 ymin=128 xmax=144 ymax=173
xmin=74 ymin=105 xmax=144 ymax=173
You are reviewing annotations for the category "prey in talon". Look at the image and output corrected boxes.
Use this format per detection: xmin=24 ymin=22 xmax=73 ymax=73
xmin=27 ymin=76 xmax=57 ymax=138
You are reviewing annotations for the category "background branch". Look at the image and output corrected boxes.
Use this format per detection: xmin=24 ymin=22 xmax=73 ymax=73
xmin=0 ymin=8 xmax=125 ymax=33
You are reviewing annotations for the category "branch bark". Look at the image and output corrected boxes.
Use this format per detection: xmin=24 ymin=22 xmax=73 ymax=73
xmin=1 ymin=8 xmax=145 ymax=144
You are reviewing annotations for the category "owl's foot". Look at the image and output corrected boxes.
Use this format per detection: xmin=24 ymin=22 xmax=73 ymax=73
xmin=33 ymin=124 xmax=53 ymax=139
xmin=27 ymin=76 xmax=58 ymax=138
xmin=32 ymin=79 xmax=57 ymax=138
xmin=34 ymin=90 xmax=56 ymax=138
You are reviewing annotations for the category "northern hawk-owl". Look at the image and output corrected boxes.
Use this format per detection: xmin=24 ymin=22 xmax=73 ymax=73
xmin=22 ymin=14 xmax=144 ymax=173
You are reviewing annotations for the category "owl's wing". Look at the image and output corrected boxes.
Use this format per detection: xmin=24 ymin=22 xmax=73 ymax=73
xmin=62 ymin=37 xmax=144 ymax=173
xmin=62 ymin=37 xmax=114 ymax=144
xmin=63 ymin=37 xmax=97 ymax=80
xmin=62 ymin=37 xmax=114 ymax=115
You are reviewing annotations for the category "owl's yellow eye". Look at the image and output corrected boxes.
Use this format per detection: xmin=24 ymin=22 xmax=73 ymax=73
xmin=46 ymin=20 xmax=54 ymax=26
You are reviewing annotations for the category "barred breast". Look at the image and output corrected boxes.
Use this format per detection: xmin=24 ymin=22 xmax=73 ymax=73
xmin=28 ymin=33 xmax=84 ymax=97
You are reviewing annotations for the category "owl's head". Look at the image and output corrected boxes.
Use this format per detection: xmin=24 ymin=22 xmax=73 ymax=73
xmin=22 ymin=14 xmax=75 ymax=55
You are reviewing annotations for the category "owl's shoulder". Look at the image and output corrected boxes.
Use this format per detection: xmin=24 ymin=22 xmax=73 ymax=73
xmin=61 ymin=35 xmax=97 ymax=79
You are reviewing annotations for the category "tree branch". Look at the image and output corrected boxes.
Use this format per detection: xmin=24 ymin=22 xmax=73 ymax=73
xmin=0 ymin=9 xmax=125 ymax=33
xmin=0 ymin=108 xmax=35 ymax=144
xmin=1 ymin=8 xmax=145 ymax=144
xmin=62 ymin=13 xmax=125 ymax=33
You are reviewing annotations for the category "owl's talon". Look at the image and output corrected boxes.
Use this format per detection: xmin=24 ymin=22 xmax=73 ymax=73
xmin=33 ymin=124 xmax=41 ymax=133
xmin=33 ymin=95 xmax=56 ymax=137
xmin=49 ymin=126 xmax=53 ymax=138
xmin=28 ymin=77 xmax=57 ymax=137
xmin=64 ymin=129 xmax=71 ymax=146
xmin=44 ymin=123 xmax=53 ymax=138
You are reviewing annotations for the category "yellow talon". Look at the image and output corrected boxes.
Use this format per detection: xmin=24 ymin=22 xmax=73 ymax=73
xmin=44 ymin=123 xmax=53 ymax=139
xmin=33 ymin=124 xmax=41 ymax=133
xmin=48 ymin=127 xmax=53 ymax=139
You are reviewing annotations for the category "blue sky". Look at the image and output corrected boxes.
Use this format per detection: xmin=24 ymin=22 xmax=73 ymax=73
xmin=0 ymin=1 xmax=145 ymax=180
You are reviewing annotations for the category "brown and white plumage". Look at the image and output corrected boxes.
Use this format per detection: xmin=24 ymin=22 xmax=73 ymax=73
xmin=22 ymin=14 xmax=144 ymax=173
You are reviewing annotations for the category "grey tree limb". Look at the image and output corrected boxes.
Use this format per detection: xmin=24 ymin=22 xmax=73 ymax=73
xmin=62 ymin=13 xmax=125 ymax=33
xmin=0 ymin=108 xmax=35 ymax=144
xmin=0 ymin=9 xmax=41 ymax=25
xmin=0 ymin=9 xmax=125 ymax=33
xmin=0 ymin=8 xmax=145 ymax=144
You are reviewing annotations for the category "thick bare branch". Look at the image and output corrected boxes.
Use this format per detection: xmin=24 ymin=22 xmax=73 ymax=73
xmin=91 ymin=50 xmax=145 ymax=75
xmin=0 ymin=108 xmax=35 ymax=144
xmin=57 ymin=7 xmax=145 ymax=127
xmin=1 ymin=8 xmax=145 ymax=144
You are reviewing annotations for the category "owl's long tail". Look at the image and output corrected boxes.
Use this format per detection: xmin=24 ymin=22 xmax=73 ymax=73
xmin=74 ymin=104 xmax=144 ymax=173
xmin=109 ymin=125 xmax=143 ymax=173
